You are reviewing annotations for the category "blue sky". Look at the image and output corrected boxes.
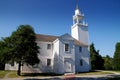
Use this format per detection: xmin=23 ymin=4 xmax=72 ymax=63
xmin=0 ymin=0 xmax=120 ymax=57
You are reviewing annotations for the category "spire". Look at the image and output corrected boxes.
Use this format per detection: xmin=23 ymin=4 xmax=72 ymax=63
xmin=75 ymin=0 xmax=81 ymax=15
xmin=76 ymin=0 xmax=79 ymax=10
xmin=73 ymin=0 xmax=85 ymax=24
xmin=76 ymin=4 xmax=79 ymax=10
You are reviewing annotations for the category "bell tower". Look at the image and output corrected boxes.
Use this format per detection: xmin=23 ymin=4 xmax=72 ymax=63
xmin=71 ymin=5 xmax=89 ymax=45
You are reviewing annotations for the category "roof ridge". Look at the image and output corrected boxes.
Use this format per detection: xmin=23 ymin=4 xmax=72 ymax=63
xmin=36 ymin=34 xmax=59 ymax=37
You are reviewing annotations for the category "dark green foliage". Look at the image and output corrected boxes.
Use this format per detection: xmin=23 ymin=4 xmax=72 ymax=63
xmin=0 ymin=39 xmax=11 ymax=70
xmin=113 ymin=42 xmax=120 ymax=70
xmin=0 ymin=25 xmax=40 ymax=75
xmin=103 ymin=55 xmax=113 ymax=70
xmin=90 ymin=43 xmax=104 ymax=70
xmin=0 ymin=63 xmax=5 ymax=70
xmin=10 ymin=25 xmax=40 ymax=65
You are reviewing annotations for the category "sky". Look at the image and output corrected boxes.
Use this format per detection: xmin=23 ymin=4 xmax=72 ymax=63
xmin=0 ymin=0 xmax=120 ymax=57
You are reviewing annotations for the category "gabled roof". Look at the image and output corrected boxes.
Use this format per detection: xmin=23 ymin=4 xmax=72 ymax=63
xmin=36 ymin=34 xmax=88 ymax=47
xmin=36 ymin=34 xmax=58 ymax=42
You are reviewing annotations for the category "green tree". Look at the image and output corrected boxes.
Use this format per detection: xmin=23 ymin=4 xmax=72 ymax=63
xmin=103 ymin=55 xmax=113 ymax=70
xmin=113 ymin=42 xmax=120 ymax=70
xmin=4 ymin=25 xmax=40 ymax=75
xmin=0 ymin=38 xmax=13 ymax=70
xmin=90 ymin=43 xmax=104 ymax=70
xmin=0 ymin=40 xmax=5 ymax=70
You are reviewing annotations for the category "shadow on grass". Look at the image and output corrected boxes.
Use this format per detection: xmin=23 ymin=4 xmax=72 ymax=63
xmin=23 ymin=77 xmax=105 ymax=80
xmin=23 ymin=76 xmax=120 ymax=80
xmin=22 ymin=73 xmax=62 ymax=77
xmin=23 ymin=77 xmax=62 ymax=80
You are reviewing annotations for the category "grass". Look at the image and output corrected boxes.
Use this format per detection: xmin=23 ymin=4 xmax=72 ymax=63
xmin=0 ymin=71 xmax=62 ymax=78
xmin=0 ymin=70 xmax=8 ymax=78
xmin=76 ymin=70 xmax=114 ymax=75
xmin=0 ymin=70 xmax=21 ymax=78
xmin=7 ymin=71 xmax=21 ymax=78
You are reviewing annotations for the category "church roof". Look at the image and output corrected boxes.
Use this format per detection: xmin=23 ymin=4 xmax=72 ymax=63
xmin=36 ymin=34 xmax=59 ymax=42
xmin=36 ymin=34 xmax=88 ymax=47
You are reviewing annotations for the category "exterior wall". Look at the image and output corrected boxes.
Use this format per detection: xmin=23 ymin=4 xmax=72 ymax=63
xmin=36 ymin=41 xmax=54 ymax=73
xmin=53 ymin=39 xmax=61 ymax=74
xmin=71 ymin=25 xmax=79 ymax=40
xmin=59 ymin=35 xmax=75 ymax=74
xmin=22 ymin=41 xmax=54 ymax=73
xmin=75 ymin=45 xmax=90 ymax=72
xmin=61 ymin=41 xmax=75 ymax=73
xmin=5 ymin=62 xmax=18 ymax=71
xmin=78 ymin=26 xmax=89 ymax=45
xmin=53 ymin=36 xmax=75 ymax=74
xmin=37 ymin=41 xmax=53 ymax=57
xmin=72 ymin=25 xmax=89 ymax=45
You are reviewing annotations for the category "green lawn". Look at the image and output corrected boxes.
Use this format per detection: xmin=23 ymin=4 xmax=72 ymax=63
xmin=76 ymin=70 xmax=114 ymax=75
xmin=0 ymin=70 xmax=9 ymax=78
xmin=0 ymin=70 xmax=20 ymax=78
xmin=7 ymin=71 xmax=21 ymax=78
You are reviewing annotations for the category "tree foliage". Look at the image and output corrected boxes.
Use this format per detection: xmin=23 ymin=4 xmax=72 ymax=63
xmin=113 ymin=42 xmax=120 ymax=70
xmin=0 ymin=40 xmax=5 ymax=70
xmin=0 ymin=25 xmax=40 ymax=75
xmin=10 ymin=25 xmax=40 ymax=65
xmin=103 ymin=55 xmax=113 ymax=70
xmin=0 ymin=38 xmax=13 ymax=70
xmin=90 ymin=43 xmax=104 ymax=70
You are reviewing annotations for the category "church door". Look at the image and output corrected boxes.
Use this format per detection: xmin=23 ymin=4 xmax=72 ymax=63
xmin=64 ymin=58 xmax=72 ymax=73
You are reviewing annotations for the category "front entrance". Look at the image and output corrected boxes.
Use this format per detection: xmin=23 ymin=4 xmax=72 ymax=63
xmin=64 ymin=58 xmax=72 ymax=73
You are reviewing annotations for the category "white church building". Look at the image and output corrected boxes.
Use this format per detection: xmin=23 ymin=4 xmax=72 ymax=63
xmin=5 ymin=6 xmax=91 ymax=74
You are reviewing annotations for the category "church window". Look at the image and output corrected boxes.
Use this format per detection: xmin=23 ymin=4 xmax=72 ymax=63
xmin=80 ymin=59 xmax=83 ymax=66
xmin=47 ymin=59 xmax=51 ymax=66
xmin=65 ymin=44 xmax=69 ymax=52
xmin=47 ymin=44 xmax=51 ymax=49
xmin=79 ymin=46 xmax=82 ymax=52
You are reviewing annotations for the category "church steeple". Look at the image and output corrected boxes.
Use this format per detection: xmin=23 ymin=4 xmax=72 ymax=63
xmin=71 ymin=3 xmax=89 ymax=45
xmin=73 ymin=5 xmax=85 ymax=25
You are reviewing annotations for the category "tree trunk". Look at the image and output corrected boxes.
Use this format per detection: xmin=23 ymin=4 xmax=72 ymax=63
xmin=17 ymin=61 xmax=21 ymax=76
